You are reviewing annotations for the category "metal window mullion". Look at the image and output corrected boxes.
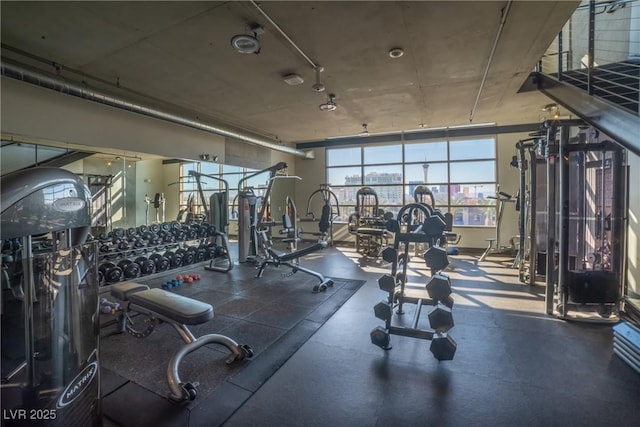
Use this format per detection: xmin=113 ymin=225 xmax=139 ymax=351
xmin=588 ymin=0 xmax=596 ymax=96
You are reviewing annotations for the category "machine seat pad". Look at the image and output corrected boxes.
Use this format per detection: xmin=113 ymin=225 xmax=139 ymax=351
xmin=357 ymin=227 xmax=387 ymax=236
xmin=111 ymin=282 xmax=150 ymax=301
xmin=269 ymin=241 xmax=327 ymax=263
xmin=128 ymin=288 xmax=214 ymax=325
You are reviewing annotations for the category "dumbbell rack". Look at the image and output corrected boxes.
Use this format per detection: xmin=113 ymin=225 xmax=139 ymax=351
xmin=96 ymin=221 xmax=228 ymax=290
xmin=371 ymin=203 xmax=457 ymax=361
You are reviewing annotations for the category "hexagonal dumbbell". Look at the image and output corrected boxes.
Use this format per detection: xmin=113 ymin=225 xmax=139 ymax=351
xmin=423 ymin=211 xmax=447 ymax=237
xmin=427 ymin=304 xmax=454 ymax=333
xmin=370 ymin=326 xmax=391 ymax=349
xmin=423 ymin=245 xmax=449 ymax=271
xmin=378 ymin=274 xmax=397 ymax=293
xmin=426 ymin=273 xmax=452 ymax=304
xmin=373 ymin=301 xmax=393 ymax=321
xmin=430 ymin=333 xmax=457 ymax=360
xmin=381 ymin=246 xmax=398 ymax=263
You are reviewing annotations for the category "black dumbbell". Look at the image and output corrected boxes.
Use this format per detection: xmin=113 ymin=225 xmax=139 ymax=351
xmin=195 ymin=247 xmax=206 ymax=262
xmin=137 ymin=225 xmax=149 ymax=235
xmin=149 ymin=253 xmax=170 ymax=272
xmin=126 ymin=227 xmax=138 ymax=238
xmin=99 ymin=262 xmax=123 ymax=284
xmin=149 ymin=223 xmax=160 ymax=233
xmin=164 ymin=251 xmax=183 ymax=269
xmin=134 ymin=256 xmax=155 ymax=275
xmin=112 ymin=228 xmax=126 ymax=240
xmin=118 ymin=259 xmax=140 ymax=280
xmin=198 ymin=225 xmax=209 ymax=238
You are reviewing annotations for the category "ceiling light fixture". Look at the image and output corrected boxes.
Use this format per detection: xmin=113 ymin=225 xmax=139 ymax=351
xmin=312 ymin=66 xmax=325 ymax=92
xmin=359 ymin=123 xmax=369 ymax=136
xmin=230 ymin=23 xmax=263 ymax=54
xmin=319 ymin=93 xmax=337 ymax=111
xmin=388 ymin=47 xmax=404 ymax=58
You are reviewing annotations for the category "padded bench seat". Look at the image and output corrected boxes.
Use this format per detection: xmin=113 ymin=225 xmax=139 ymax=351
xmin=111 ymin=282 xmax=214 ymax=325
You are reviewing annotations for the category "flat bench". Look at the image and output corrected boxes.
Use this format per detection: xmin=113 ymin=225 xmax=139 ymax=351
xmin=111 ymin=282 xmax=252 ymax=402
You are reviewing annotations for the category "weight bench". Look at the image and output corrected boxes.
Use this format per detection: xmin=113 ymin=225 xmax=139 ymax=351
xmin=256 ymin=240 xmax=334 ymax=293
xmin=110 ymin=282 xmax=253 ymax=402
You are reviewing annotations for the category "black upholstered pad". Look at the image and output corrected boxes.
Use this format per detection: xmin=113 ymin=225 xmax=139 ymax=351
xmin=128 ymin=288 xmax=214 ymax=325
xmin=273 ymin=242 xmax=326 ymax=263
xmin=356 ymin=227 xmax=387 ymax=236
xmin=111 ymin=282 xmax=150 ymax=301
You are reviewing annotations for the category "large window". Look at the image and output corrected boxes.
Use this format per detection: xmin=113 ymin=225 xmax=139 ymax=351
xmin=326 ymin=137 xmax=497 ymax=226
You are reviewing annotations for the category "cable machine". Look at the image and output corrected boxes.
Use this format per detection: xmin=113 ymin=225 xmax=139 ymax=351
xmin=533 ymin=120 xmax=627 ymax=321
xmin=237 ymin=162 xmax=288 ymax=263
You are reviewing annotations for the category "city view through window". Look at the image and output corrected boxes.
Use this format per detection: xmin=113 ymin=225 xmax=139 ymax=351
xmin=326 ymin=138 xmax=497 ymax=227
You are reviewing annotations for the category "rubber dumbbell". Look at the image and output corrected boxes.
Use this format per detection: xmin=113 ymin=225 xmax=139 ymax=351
xmin=118 ymin=259 xmax=140 ymax=280
xmin=99 ymin=262 xmax=123 ymax=284
xmin=134 ymin=256 xmax=155 ymax=275
xmin=164 ymin=251 xmax=183 ymax=269
xmin=149 ymin=253 xmax=171 ymax=272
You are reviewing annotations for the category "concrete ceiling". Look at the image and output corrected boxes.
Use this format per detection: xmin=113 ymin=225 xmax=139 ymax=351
xmin=0 ymin=1 xmax=579 ymax=146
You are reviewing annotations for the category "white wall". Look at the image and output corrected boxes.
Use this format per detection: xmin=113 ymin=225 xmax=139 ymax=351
xmin=1 ymin=77 xmax=226 ymax=161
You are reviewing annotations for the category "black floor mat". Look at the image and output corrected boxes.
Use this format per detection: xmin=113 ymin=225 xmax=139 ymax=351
xmin=100 ymin=266 xmax=365 ymax=427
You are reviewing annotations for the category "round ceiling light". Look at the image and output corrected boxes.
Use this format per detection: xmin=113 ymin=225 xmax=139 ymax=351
xmin=319 ymin=93 xmax=337 ymax=111
xmin=388 ymin=47 xmax=404 ymax=58
xmin=319 ymin=102 xmax=337 ymax=112
xmin=231 ymin=34 xmax=261 ymax=54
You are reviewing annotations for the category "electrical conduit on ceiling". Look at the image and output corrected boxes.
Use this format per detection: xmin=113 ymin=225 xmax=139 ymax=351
xmin=469 ymin=0 xmax=513 ymax=123
xmin=0 ymin=59 xmax=312 ymax=159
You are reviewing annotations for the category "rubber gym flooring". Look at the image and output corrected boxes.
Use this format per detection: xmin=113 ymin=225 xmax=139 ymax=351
xmin=102 ymin=244 xmax=640 ymax=427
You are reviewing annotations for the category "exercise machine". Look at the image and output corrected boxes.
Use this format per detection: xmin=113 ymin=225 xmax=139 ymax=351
xmin=1 ymin=167 xmax=101 ymax=426
xmin=478 ymin=188 xmax=517 ymax=262
xmin=513 ymin=135 xmax=547 ymax=284
xmin=553 ymin=125 xmax=626 ymax=321
xmin=189 ymin=170 xmax=234 ymax=272
xmin=525 ymin=120 xmax=627 ymax=321
xmin=348 ymin=186 xmax=392 ymax=258
xmin=109 ymin=282 xmax=252 ymax=402
xmin=301 ymin=184 xmax=340 ymax=244
xmin=256 ymin=197 xmax=333 ymax=292
xmin=237 ymin=162 xmax=288 ymax=263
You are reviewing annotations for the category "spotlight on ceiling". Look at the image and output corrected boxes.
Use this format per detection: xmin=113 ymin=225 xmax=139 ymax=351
xmin=319 ymin=93 xmax=337 ymax=111
xmin=231 ymin=24 xmax=263 ymax=54
xmin=388 ymin=47 xmax=404 ymax=58
xmin=359 ymin=123 xmax=369 ymax=136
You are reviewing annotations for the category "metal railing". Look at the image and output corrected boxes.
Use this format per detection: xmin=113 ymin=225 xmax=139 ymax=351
xmin=538 ymin=0 xmax=640 ymax=114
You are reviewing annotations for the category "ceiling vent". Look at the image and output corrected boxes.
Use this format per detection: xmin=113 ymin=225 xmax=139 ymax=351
xmin=283 ymin=74 xmax=304 ymax=85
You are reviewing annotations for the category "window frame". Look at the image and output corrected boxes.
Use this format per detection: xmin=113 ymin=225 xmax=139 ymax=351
xmin=326 ymin=136 xmax=498 ymax=227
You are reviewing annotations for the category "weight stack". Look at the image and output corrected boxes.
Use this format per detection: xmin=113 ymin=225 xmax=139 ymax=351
xmin=613 ymin=321 xmax=640 ymax=374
